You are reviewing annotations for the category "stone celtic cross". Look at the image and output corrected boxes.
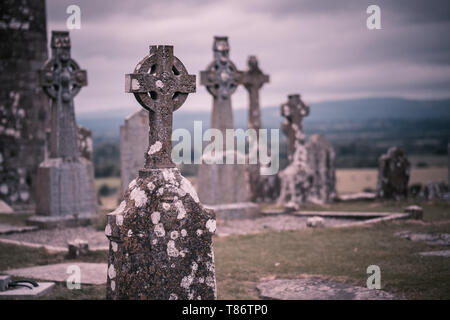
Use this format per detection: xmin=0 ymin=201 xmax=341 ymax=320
xmin=281 ymin=94 xmax=310 ymax=161
xmin=125 ymin=45 xmax=196 ymax=171
xmin=242 ymin=56 xmax=269 ymax=131
xmin=200 ymin=36 xmax=242 ymax=101
xmin=39 ymin=31 xmax=87 ymax=159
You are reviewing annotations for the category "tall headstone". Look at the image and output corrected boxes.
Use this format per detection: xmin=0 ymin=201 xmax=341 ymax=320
xmin=0 ymin=0 xmax=49 ymax=211
xmin=77 ymin=125 xmax=93 ymax=161
xmin=278 ymin=94 xmax=313 ymax=209
xmin=119 ymin=109 xmax=149 ymax=197
xmin=306 ymin=134 xmax=336 ymax=203
xmin=376 ymin=146 xmax=410 ymax=200
xmin=241 ymin=56 xmax=269 ymax=202
xmin=30 ymin=31 xmax=97 ymax=226
xmin=105 ymin=45 xmax=216 ymax=300
xmin=197 ymin=37 xmax=256 ymax=218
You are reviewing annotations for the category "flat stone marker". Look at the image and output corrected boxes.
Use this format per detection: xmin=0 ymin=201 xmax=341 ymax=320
xmin=0 ymin=282 xmax=55 ymax=299
xmin=3 ymin=262 xmax=107 ymax=285
xmin=105 ymin=45 xmax=216 ymax=300
xmin=277 ymin=94 xmax=313 ymax=209
xmin=418 ymin=250 xmax=450 ymax=257
xmin=31 ymin=31 xmax=97 ymax=227
xmin=257 ymin=278 xmax=394 ymax=300
xmin=395 ymin=231 xmax=450 ymax=246
xmin=0 ymin=224 xmax=38 ymax=235
xmin=197 ymin=37 xmax=254 ymax=215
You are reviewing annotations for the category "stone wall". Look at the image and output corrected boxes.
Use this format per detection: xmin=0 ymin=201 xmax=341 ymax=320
xmin=0 ymin=0 xmax=49 ymax=209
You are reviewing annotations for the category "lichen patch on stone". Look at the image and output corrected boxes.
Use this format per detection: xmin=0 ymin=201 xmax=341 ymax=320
xmin=148 ymin=141 xmax=162 ymax=155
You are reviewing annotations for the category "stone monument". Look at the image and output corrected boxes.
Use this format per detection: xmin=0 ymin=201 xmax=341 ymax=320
xmin=105 ymin=45 xmax=216 ymax=300
xmin=29 ymin=31 xmax=97 ymax=227
xmin=278 ymin=94 xmax=313 ymax=209
xmin=119 ymin=109 xmax=149 ymax=197
xmin=241 ymin=56 xmax=269 ymax=202
xmin=0 ymin=0 xmax=49 ymax=211
xmin=376 ymin=146 xmax=410 ymax=200
xmin=306 ymin=134 xmax=336 ymax=203
xmin=197 ymin=36 xmax=257 ymax=218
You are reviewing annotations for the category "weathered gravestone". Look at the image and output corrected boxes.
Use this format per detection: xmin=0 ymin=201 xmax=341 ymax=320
xmin=29 ymin=31 xmax=97 ymax=227
xmin=278 ymin=94 xmax=313 ymax=209
xmin=105 ymin=45 xmax=217 ymax=300
xmin=197 ymin=37 xmax=257 ymax=218
xmin=376 ymin=146 xmax=410 ymax=200
xmin=119 ymin=109 xmax=149 ymax=197
xmin=0 ymin=0 xmax=49 ymax=211
xmin=241 ymin=56 xmax=270 ymax=202
xmin=306 ymin=134 xmax=336 ymax=203
xmin=77 ymin=125 xmax=93 ymax=161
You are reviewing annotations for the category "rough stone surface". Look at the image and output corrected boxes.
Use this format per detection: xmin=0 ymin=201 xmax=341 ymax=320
xmin=106 ymin=45 xmax=216 ymax=300
xmin=376 ymin=147 xmax=410 ymax=200
xmin=257 ymin=278 xmax=394 ymax=300
xmin=242 ymin=56 xmax=269 ymax=202
xmin=197 ymin=36 xmax=251 ymax=206
xmin=120 ymin=109 xmax=149 ymax=196
xmin=277 ymin=94 xmax=313 ymax=209
xmin=395 ymin=231 xmax=450 ymax=246
xmin=3 ymin=263 xmax=107 ymax=285
xmin=306 ymin=134 xmax=336 ymax=204
xmin=34 ymin=31 xmax=97 ymax=222
xmin=0 ymin=282 xmax=55 ymax=299
xmin=0 ymin=0 xmax=49 ymax=209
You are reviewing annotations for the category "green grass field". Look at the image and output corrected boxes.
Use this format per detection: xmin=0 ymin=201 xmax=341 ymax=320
xmin=1 ymin=200 xmax=449 ymax=300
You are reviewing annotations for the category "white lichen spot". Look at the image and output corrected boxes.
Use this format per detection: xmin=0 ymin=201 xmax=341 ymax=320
xmin=180 ymin=177 xmax=199 ymax=202
xmin=151 ymin=211 xmax=160 ymax=225
xmin=206 ymin=219 xmax=216 ymax=233
xmin=130 ymin=187 xmax=147 ymax=208
xmin=108 ymin=264 xmax=116 ymax=279
xmin=162 ymin=203 xmax=170 ymax=211
xmin=181 ymin=229 xmax=187 ymax=237
xmin=151 ymin=239 xmax=158 ymax=245
xmin=128 ymin=179 xmax=136 ymax=190
xmin=169 ymin=293 xmax=178 ymax=300
xmin=111 ymin=241 xmax=118 ymax=252
xmin=131 ymin=78 xmax=141 ymax=90
xmin=167 ymin=240 xmax=179 ymax=257
xmin=154 ymin=223 xmax=165 ymax=237
xmin=205 ymin=276 xmax=215 ymax=288
xmin=111 ymin=201 xmax=126 ymax=216
xmin=111 ymin=280 xmax=116 ymax=291
xmin=157 ymin=187 xmax=164 ymax=196
xmin=198 ymin=277 xmax=204 ymax=284
xmin=127 ymin=229 xmax=133 ymax=237
xmin=116 ymin=214 xmax=123 ymax=226
xmin=196 ymin=229 xmax=203 ymax=236
xmin=148 ymin=141 xmax=162 ymax=155
xmin=147 ymin=181 xmax=155 ymax=191
xmin=175 ymin=200 xmax=186 ymax=220
xmin=156 ymin=80 xmax=164 ymax=88
xmin=170 ymin=231 xmax=179 ymax=240
xmin=181 ymin=275 xmax=194 ymax=290
xmin=105 ymin=224 xmax=112 ymax=236
xmin=179 ymin=249 xmax=188 ymax=257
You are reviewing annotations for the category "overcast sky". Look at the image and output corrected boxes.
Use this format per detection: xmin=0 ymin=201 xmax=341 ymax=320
xmin=46 ymin=0 xmax=450 ymax=115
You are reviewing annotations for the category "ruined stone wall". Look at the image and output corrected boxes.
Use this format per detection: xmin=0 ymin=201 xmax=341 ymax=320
xmin=0 ymin=0 xmax=49 ymax=209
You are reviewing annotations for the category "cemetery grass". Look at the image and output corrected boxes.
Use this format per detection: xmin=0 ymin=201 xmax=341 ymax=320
xmin=0 ymin=201 xmax=449 ymax=299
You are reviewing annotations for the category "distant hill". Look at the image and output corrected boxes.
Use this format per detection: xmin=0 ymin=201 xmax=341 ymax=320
xmin=77 ymin=97 xmax=450 ymax=139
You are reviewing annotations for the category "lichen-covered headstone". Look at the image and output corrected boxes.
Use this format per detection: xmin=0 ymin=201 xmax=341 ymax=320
xmin=31 ymin=31 xmax=97 ymax=225
xmin=376 ymin=147 xmax=410 ymax=200
xmin=197 ymin=37 xmax=253 ymax=211
xmin=119 ymin=109 xmax=149 ymax=197
xmin=278 ymin=94 xmax=313 ymax=209
xmin=105 ymin=45 xmax=216 ymax=300
xmin=242 ymin=56 xmax=270 ymax=202
xmin=306 ymin=134 xmax=336 ymax=203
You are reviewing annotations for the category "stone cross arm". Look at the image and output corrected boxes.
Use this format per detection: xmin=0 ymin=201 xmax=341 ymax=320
xmin=125 ymin=73 xmax=195 ymax=98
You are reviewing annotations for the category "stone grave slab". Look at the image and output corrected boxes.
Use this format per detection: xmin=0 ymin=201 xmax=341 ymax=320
xmin=257 ymin=278 xmax=394 ymax=300
xmin=3 ymin=262 xmax=107 ymax=285
xmin=395 ymin=231 xmax=450 ymax=246
xmin=0 ymin=281 xmax=55 ymax=299
xmin=0 ymin=224 xmax=38 ymax=235
xmin=418 ymin=250 xmax=450 ymax=257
